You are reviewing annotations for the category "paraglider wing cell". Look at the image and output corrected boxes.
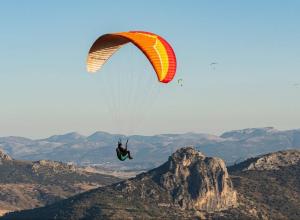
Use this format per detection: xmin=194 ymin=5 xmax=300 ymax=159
xmin=87 ymin=34 xmax=129 ymax=73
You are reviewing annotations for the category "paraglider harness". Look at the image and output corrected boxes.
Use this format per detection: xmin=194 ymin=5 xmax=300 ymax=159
xmin=116 ymin=139 xmax=131 ymax=161
xmin=116 ymin=148 xmax=129 ymax=161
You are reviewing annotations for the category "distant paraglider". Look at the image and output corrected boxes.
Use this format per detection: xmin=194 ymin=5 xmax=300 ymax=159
xmin=210 ymin=62 xmax=218 ymax=70
xmin=177 ymin=78 xmax=183 ymax=87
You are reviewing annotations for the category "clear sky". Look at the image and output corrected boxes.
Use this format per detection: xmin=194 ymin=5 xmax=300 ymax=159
xmin=0 ymin=0 xmax=299 ymax=138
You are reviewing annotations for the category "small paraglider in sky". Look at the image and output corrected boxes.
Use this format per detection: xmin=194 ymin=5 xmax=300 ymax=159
xmin=177 ymin=78 xmax=183 ymax=87
xmin=210 ymin=62 xmax=218 ymax=70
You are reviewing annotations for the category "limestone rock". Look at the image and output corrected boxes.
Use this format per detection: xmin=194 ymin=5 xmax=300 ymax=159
xmin=115 ymin=147 xmax=237 ymax=212
xmin=32 ymin=160 xmax=77 ymax=173
xmin=149 ymin=146 xmax=237 ymax=211
xmin=245 ymin=150 xmax=300 ymax=171
xmin=0 ymin=149 xmax=12 ymax=164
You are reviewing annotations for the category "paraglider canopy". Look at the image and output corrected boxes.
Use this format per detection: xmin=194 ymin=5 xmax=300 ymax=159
xmin=86 ymin=31 xmax=177 ymax=83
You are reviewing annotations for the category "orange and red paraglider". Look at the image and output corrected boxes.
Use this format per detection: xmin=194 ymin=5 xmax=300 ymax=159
xmin=86 ymin=31 xmax=177 ymax=83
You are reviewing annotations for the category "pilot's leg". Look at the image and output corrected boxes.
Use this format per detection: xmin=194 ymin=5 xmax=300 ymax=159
xmin=127 ymin=150 xmax=133 ymax=159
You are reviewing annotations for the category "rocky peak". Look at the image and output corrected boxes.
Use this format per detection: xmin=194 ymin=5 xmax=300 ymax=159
xmin=0 ymin=149 xmax=12 ymax=162
xmin=87 ymin=131 xmax=116 ymax=142
xmin=136 ymin=147 xmax=237 ymax=212
xmin=45 ymin=132 xmax=85 ymax=143
xmin=243 ymin=149 xmax=300 ymax=171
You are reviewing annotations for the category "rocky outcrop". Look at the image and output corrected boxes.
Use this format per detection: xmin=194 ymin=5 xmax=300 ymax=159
xmin=0 ymin=150 xmax=12 ymax=164
xmin=117 ymin=147 xmax=237 ymax=212
xmin=242 ymin=150 xmax=300 ymax=171
xmin=150 ymin=147 xmax=237 ymax=211
xmin=32 ymin=160 xmax=77 ymax=173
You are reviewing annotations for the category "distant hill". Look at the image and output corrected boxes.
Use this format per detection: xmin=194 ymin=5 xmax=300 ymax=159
xmin=0 ymin=127 xmax=300 ymax=171
xmin=0 ymin=150 xmax=120 ymax=216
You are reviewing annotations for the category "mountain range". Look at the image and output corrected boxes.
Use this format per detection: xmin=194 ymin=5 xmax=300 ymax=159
xmin=0 ymin=127 xmax=299 ymax=171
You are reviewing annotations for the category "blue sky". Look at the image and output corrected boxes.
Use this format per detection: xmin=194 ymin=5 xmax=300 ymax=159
xmin=0 ymin=0 xmax=299 ymax=138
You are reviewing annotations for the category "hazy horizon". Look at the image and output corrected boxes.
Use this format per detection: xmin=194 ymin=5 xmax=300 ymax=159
xmin=1 ymin=126 xmax=299 ymax=140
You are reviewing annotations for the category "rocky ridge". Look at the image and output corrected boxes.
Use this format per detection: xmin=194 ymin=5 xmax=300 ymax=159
xmin=225 ymin=149 xmax=300 ymax=219
xmin=0 ymin=149 xmax=120 ymax=216
xmin=245 ymin=150 xmax=300 ymax=171
xmin=229 ymin=149 xmax=300 ymax=172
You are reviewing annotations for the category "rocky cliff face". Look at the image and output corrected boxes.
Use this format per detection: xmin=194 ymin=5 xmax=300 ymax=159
xmin=114 ymin=147 xmax=237 ymax=212
xmin=148 ymin=147 xmax=237 ymax=211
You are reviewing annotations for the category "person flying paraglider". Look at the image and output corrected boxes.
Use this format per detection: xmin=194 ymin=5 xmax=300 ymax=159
xmin=116 ymin=139 xmax=133 ymax=161
xmin=86 ymin=31 xmax=177 ymax=161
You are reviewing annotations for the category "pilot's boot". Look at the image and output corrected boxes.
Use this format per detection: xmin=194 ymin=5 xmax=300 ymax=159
xmin=127 ymin=151 xmax=133 ymax=159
